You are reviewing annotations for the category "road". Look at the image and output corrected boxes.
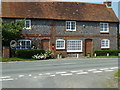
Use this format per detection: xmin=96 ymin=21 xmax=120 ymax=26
xmin=1 ymin=58 xmax=119 ymax=88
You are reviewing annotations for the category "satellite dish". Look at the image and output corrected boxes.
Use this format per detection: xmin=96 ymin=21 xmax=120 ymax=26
xmin=10 ymin=40 xmax=17 ymax=49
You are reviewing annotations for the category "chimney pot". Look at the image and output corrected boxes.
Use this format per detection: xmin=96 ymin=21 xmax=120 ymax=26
xmin=104 ymin=1 xmax=112 ymax=8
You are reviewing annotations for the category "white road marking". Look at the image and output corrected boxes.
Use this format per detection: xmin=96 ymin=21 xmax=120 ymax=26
xmin=100 ymin=68 xmax=109 ymax=70
xmin=93 ymin=71 xmax=102 ymax=73
xmin=45 ymin=73 xmax=51 ymax=75
xmin=61 ymin=73 xmax=72 ymax=76
xmin=70 ymin=70 xmax=83 ymax=73
xmin=76 ymin=72 xmax=88 ymax=75
xmin=39 ymin=74 xmax=42 ymax=76
xmin=50 ymin=75 xmax=55 ymax=77
xmin=19 ymin=75 xmax=25 ymax=78
xmin=0 ymin=78 xmax=14 ymax=81
xmin=28 ymin=74 xmax=32 ymax=76
xmin=88 ymin=69 xmax=97 ymax=71
xmin=33 ymin=76 xmax=37 ymax=78
xmin=0 ymin=76 xmax=11 ymax=79
xmin=56 ymin=72 xmax=67 ymax=74
xmin=104 ymin=70 xmax=114 ymax=72
xmin=110 ymin=67 xmax=118 ymax=69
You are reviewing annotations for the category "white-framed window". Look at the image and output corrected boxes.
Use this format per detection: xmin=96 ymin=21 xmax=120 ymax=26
xmin=67 ymin=40 xmax=82 ymax=52
xmin=16 ymin=40 xmax=31 ymax=50
xmin=25 ymin=20 xmax=31 ymax=29
xmin=101 ymin=39 xmax=110 ymax=48
xmin=16 ymin=19 xmax=31 ymax=29
xmin=100 ymin=23 xmax=109 ymax=32
xmin=66 ymin=21 xmax=76 ymax=31
xmin=56 ymin=39 xmax=65 ymax=49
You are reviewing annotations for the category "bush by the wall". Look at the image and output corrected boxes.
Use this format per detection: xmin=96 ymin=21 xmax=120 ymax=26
xmin=16 ymin=49 xmax=45 ymax=58
xmin=93 ymin=50 xmax=120 ymax=56
xmin=32 ymin=51 xmax=55 ymax=60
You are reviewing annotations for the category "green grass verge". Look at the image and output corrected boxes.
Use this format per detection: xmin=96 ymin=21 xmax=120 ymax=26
xmin=1 ymin=56 xmax=120 ymax=62
xmin=1 ymin=57 xmax=35 ymax=62
xmin=114 ymin=70 xmax=120 ymax=77
xmin=90 ymin=56 xmax=120 ymax=58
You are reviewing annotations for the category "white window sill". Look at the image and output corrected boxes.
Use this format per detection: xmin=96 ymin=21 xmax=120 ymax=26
xmin=56 ymin=48 xmax=65 ymax=49
xmin=67 ymin=50 xmax=82 ymax=52
xmin=66 ymin=30 xmax=76 ymax=31
xmin=100 ymin=31 xmax=109 ymax=33
xmin=101 ymin=47 xmax=110 ymax=49
xmin=26 ymin=28 xmax=31 ymax=30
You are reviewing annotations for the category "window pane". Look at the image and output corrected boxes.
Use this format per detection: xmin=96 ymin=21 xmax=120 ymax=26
xmin=66 ymin=21 xmax=76 ymax=31
xmin=67 ymin=40 xmax=82 ymax=52
xmin=101 ymin=39 xmax=109 ymax=48
xmin=56 ymin=40 xmax=65 ymax=49
xmin=100 ymin=23 xmax=109 ymax=32
xmin=17 ymin=40 xmax=31 ymax=49
xmin=100 ymin=24 xmax=103 ymax=28
xmin=66 ymin=22 xmax=71 ymax=29
xmin=25 ymin=20 xmax=31 ymax=29
xmin=71 ymin=22 xmax=75 ymax=30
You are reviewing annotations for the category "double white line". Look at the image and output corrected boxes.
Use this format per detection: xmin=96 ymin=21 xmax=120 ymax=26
xmin=0 ymin=76 xmax=14 ymax=81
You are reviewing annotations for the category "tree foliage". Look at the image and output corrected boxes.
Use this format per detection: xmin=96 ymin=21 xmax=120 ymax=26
xmin=2 ymin=20 xmax=25 ymax=46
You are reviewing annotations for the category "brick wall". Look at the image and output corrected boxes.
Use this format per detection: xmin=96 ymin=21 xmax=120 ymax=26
xmin=2 ymin=47 xmax=10 ymax=58
xmin=2 ymin=19 xmax=118 ymax=57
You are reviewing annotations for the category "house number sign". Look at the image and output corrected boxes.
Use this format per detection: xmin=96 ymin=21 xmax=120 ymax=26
xmin=10 ymin=40 xmax=17 ymax=49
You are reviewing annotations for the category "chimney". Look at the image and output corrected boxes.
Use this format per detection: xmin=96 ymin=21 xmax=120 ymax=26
xmin=104 ymin=1 xmax=112 ymax=8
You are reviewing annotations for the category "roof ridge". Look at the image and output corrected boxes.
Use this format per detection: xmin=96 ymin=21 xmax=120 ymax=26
xmin=51 ymin=1 xmax=105 ymax=5
xmin=2 ymin=1 xmax=105 ymax=6
xmin=37 ymin=1 xmax=105 ymax=6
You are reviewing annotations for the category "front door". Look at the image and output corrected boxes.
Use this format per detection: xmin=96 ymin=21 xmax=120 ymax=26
xmin=41 ymin=39 xmax=50 ymax=50
xmin=85 ymin=39 xmax=93 ymax=56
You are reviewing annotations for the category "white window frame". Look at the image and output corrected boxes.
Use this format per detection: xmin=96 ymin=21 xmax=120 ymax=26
xmin=100 ymin=23 xmax=109 ymax=33
xmin=25 ymin=20 xmax=31 ymax=29
xmin=66 ymin=21 xmax=76 ymax=31
xmin=56 ymin=39 xmax=65 ymax=49
xmin=16 ymin=40 xmax=31 ymax=50
xmin=101 ymin=39 xmax=110 ymax=48
xmin=16 ymin=19 xmax=31 ymax=29
xmin=67 ymin=40 xmax=82 ymax=52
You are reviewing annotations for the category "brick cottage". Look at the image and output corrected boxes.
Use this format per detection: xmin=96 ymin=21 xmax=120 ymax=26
xmin=2 ymin=1 xmax=119 ymax=57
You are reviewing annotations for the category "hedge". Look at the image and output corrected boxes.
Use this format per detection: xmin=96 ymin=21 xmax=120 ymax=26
xmin=93 ymin=50 xmax=120 ymax=56
xmin=16 ymin=49 xmax=45 ymax=58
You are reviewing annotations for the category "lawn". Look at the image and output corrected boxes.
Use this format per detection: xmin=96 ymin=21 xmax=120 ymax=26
xmin=90 ymin=56 xmax=119 ymax=58
xmin=1 ymin=57 xmax=35 ymax=62
xmin=1 ymin=56 xmax=119 ymax=62
xmin=114 ymin=70 xmax=120 ymax=77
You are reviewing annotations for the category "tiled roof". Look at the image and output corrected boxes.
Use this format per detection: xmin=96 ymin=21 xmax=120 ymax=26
xmin=2 ymin=2 xmax=119 ymax=22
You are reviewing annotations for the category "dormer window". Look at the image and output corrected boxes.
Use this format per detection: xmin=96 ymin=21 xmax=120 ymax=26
xmin=66 ymin=21 xmax=76 ymax=31
xmin=100 ymin=23 xmax=109 ymax=33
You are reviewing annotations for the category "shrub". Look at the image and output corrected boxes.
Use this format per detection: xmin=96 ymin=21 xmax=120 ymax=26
xmin=32 ymin=51 xmax=54 ymax=60
xmin=93 ymin=50 xmax=120 ymax=56
xmin=16 ymin=49 xmax=45 ymax=58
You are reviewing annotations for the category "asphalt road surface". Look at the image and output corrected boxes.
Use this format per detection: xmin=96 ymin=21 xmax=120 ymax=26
xmin=1 ymin=58 xmax=119 ymax=88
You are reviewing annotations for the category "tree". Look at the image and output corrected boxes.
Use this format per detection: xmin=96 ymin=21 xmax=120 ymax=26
xmin=2 ymin=19 xmax=25 ymax=46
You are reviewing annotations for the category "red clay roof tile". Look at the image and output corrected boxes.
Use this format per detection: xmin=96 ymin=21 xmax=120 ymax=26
xmin=2 ymin=2 xmax=119 ymax=22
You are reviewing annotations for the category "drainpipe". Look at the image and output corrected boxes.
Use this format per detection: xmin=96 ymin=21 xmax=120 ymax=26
xmin=118 ymin=22 xmax=119 ymax=49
